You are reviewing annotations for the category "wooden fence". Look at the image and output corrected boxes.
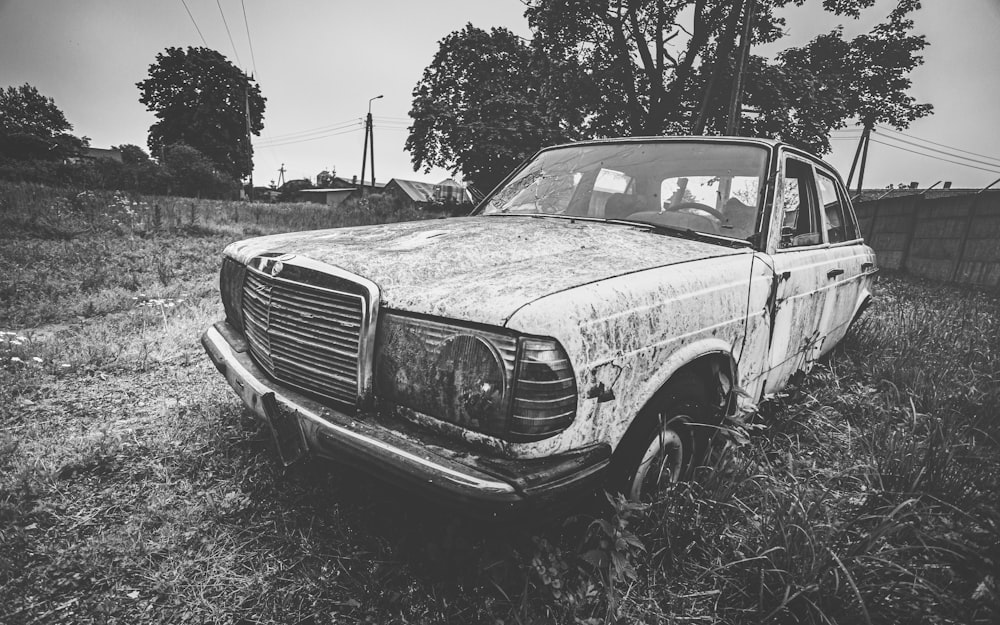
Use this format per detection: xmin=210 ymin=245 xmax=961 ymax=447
xmin=854 ymin=190 xmax=1000 ymax=289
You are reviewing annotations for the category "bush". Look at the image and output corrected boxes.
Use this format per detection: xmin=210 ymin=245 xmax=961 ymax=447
xmin=0 ymin=143 xmax=236 ymax=199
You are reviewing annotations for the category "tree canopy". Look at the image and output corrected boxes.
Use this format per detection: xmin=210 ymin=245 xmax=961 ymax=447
xmin=0 ymin=84 xmax=72 ymax=137
xmin=137 ymin=47 xmax=265 ymax=181
xmin=405 ymin=25 xmax=568 ymax=193
xmin=407 ymin=0 xmax=932 ymax=190
xmin=0 ymin=83 xmax=86 ymax=161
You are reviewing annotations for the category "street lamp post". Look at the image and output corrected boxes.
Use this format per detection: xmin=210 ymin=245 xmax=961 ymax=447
xmin=360 ymin=94 xmax=383 ymax=194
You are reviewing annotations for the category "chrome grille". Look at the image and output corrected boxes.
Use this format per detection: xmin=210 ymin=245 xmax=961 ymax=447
xmin=242 ymin=264 xmax=366 ymax=404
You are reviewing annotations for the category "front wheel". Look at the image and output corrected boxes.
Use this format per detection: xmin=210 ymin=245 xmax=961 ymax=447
xmin=610 ymin=385 xmax=712 ymax=501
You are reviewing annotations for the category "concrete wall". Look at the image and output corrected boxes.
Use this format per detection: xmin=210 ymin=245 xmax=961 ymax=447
xmin=855 ymin=190 xmax=1000 ymax=289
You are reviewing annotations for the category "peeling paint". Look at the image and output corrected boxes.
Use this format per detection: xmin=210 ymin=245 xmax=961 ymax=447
xmin=224 ymin=216 xmax=744 ymax=327
xmin=504 ymin=253 xmax=774 ymax=457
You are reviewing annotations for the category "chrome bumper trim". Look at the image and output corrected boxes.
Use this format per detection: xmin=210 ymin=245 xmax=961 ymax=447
xmin=201 ymin=324 xmax=518 ymax=497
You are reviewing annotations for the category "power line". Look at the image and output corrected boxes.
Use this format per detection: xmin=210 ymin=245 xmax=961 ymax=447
xmin=240 ymin=0 xmax=258 ymax=78
xmin=877 ymin=125 xmax=1000 ymax=166
xmin=254 ymin=123 xmax=363 ymax=147
xmin=216 ymin=0 xmax=243 ymax=67
xmin=869 ymin=137 xmax=1000 ymax=175
xmin=258 ymin=118 xmax=361 ymax=142
xmin=179 ymin=0 xmax=207 ymax=46
xmin=253 ymin=125 xmax=363 ymax=148
xmin=871 ymin=131 xmax=1000 ymax=170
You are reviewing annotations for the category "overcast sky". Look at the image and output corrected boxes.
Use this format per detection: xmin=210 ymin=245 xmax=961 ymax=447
xmin=1 ymin=0 xmax=999 ymax=191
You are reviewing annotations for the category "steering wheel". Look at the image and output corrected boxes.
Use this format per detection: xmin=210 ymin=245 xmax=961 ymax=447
xmin=665 ymin=201 xmax=725 ymax=221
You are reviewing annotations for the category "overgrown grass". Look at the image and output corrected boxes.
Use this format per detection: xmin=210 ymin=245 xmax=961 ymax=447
xmin=0 ymin=183 xmax=432 ymax=328
xmin=1 ymin=181 xmax=997 ymax=624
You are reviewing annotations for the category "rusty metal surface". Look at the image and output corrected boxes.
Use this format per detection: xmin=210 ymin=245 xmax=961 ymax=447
xmin=503 ymin=252 xmax=775 ymax=457
xmin=225 ymin=216 xmax=744 ymax=327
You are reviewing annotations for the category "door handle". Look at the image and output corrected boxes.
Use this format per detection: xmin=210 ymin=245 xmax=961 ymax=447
xmin=827 ymin=268 xmax=845 ymax=279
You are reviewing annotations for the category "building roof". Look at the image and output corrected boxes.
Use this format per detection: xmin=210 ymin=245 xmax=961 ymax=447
xmin=390 ymin=178 xmax=438 ymax=203
xmin=83 ymin=147 xmax=123 ymax=162
xmin=336 ymin=177 xmax=386 ymax=188
xmin=298 ymin=188 xmax=358 ymax=194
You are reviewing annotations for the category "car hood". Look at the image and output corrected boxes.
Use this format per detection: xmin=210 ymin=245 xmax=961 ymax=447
xmin=225 ymin=216 xmax=746 ymax=326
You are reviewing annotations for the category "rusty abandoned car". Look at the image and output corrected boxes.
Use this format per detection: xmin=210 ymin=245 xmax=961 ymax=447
xmin=201 ymin=137 xmax=876 ymax=510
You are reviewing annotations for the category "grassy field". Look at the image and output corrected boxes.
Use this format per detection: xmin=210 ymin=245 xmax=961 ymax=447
xmin=1 ymin=182 xmax=997 ymax=624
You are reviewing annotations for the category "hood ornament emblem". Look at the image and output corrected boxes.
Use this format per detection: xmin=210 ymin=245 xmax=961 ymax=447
xmin=264 ymin=253 xmax=295 ymax=277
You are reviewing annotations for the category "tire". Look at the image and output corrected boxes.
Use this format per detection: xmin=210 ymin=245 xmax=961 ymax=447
xmin=609 ymin=380 xmax=713 ymax=502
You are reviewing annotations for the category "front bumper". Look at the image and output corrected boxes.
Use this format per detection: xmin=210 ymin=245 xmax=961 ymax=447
xmin=201 ymin=321 xmax=610 ymax=512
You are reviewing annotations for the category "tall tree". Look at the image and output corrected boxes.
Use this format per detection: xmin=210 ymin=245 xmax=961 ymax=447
xmin=737 ymin=1 xmax=931 ymax=154
xmin=408 ymin=0 xmax=931 ymax=183
xmin=0 ymin=83 xmax=86 ymax=160
xmin=137 ymin=47 xmax=264 ymax=181
xmin=406 ymin=25 xmax=588 ymax=192
xmin=0 ymin=83 xmax=72 ymax=137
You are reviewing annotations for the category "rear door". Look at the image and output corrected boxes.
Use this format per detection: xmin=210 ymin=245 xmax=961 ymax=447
xmin=812 ymin=166 xmax=872 ymax=355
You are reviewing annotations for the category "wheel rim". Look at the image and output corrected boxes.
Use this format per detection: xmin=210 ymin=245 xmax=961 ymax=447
xmin=629 ymin=421 xmax=686 ymax=501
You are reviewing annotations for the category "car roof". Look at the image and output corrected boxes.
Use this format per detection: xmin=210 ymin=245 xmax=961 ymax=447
xmin=540 ymin=135 xmax=843 ymax=182
xmin=544 ymin=135 xmax=783 ymax=151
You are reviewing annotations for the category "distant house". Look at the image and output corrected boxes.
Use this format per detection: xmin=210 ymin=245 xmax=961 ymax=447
xmin=384 ymin=177 xmax=472 ymax=209
xmin=67 ymin=146 xmax=123 ymax=164
xmin=250 ymin=186 xmax=281 ymax=202
xmin=323 ymin=175 xmax=387 ymax=190
xmin=294 ymin=188 xmax=359 ymax=208
xmin=435 ymin=178 xmax=473 ymax=204
xmin=83 ymin=147 xmax=123 ymax=162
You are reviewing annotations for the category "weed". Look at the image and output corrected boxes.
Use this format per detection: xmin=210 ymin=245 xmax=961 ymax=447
xmin=79 ymin=268 xmax=108 ymax=293
xmin=154 ymin=258 xmax=175 ymax=286
xmin=579 ymin=493 xmax=648 ymax=618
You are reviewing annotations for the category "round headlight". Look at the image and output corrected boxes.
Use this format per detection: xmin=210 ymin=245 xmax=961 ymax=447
xmin=220 ymin=257 xmax=246 ymax=331
xmin=434 ymin=334 xmax=507 ymax=430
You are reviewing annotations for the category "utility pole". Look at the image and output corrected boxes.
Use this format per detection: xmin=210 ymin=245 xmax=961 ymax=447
xmin=277 ymin=163 xmax=286 ymax=188
xmin=725 ymin=0 xmax=755 ymax=135
xmin=245 ymin=78 xmax=254 ymax=201
xmin=856 ymin=125 xmax=873 ymax=194
xmin=360 ymin=94 xmax=382 ymax=194
xmin=847 ymin=122 xmax=873 ymax=192
xmin=693 ymin=0 xmax=744 ymax=135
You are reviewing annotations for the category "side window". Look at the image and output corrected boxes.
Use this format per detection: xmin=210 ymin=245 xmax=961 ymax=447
xmin=837 ymin=180 xmax=860 ymax=241
xmin=816 ymin=171 xmax=848 ymax=243
xmin=779 ymin=157 xmax=822 ymax=249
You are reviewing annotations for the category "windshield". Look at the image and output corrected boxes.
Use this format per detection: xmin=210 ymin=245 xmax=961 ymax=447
xmin=481 ymin=141 xmax=769 ymax=243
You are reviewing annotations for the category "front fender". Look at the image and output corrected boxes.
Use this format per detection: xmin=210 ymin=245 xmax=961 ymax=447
xmin=504 ymin=253 xmax=771 ymax=457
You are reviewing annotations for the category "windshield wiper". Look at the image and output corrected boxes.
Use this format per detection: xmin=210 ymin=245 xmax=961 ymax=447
xmin=608 ymin=219 xmax=753 ymax=249
xmin=484 ymin=214 xmax=753 ymax=248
